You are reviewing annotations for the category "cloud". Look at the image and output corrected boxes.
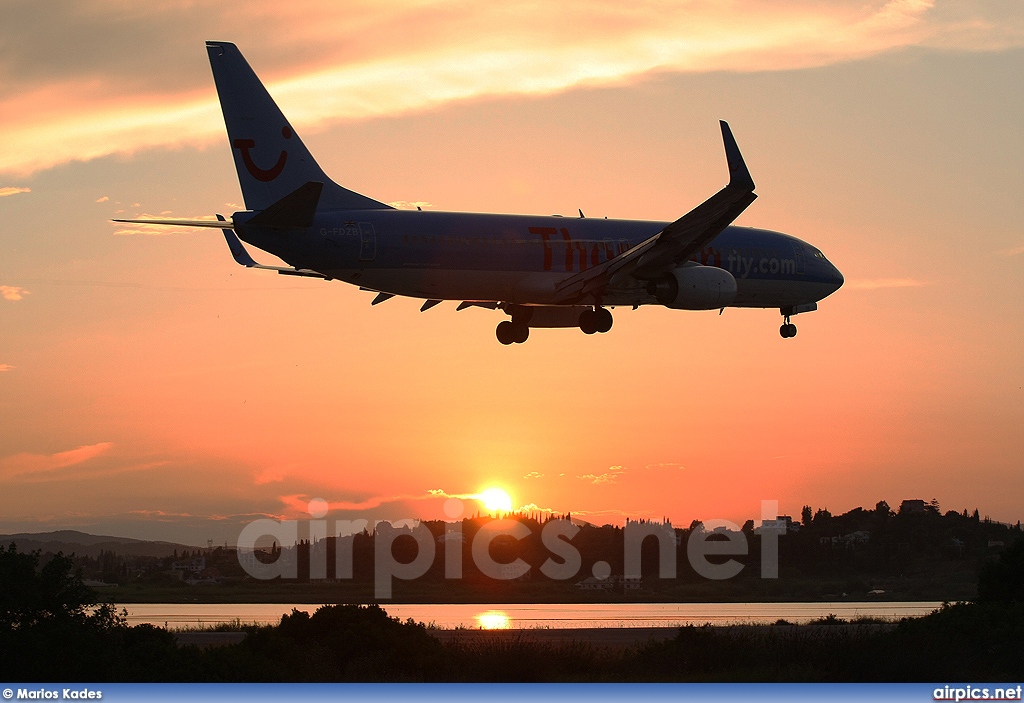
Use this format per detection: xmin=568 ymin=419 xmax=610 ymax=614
xmin=95 ymin=195 xmax=109 ymax=203
xmin=111 ymin=227 xmax=174 ymax=237
xmin=387 ymin=200 xmax=434 ymax=209
xmin=999 ymin=244 xmax=1024 ymax=257
xmin=277 ymin=490 xmax=436 ymax=516
xmin=644 ymin=462 xmax=685 ymax=470
xmin=523 ymin=471 xmax=545 ymax=479
xmin=254 ymin=467 xmax=288 ymax=485
xmin=126 ymin=508 xmax=200 ymax=521
xmin=0 ymin=285 xmax=29 ymax=301
xmin=514 ymin=502 xmax=561 ymax=516
xmin=110 ymin=213 xmax=218 ymax=236
xmin=0 ymin=364 xmax=14 ymax=372
xmin=0 ymin=187 xmax=30 ymax=197
xmin=1 ymin=0 xmax=1017 ymax=176
xmin=579 ymin=473 xmax=619 ymax=484
xmin=428 ymin=488 xmax=493 ymax=501
xmin=846 ymin=278 xmax=930 ymax=290
xmin=0 ymin=442 xmax=115 ymax=480
xmin=578 ymin=464 xmax=628 ymax=485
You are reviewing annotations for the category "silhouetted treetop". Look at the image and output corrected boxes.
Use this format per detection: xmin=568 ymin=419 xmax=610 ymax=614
xmin=0 ymin=544 xmax=101 ymax=629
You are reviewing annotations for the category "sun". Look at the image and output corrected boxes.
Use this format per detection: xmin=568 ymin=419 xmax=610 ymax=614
xmin=478 ymin=487 xmax=513 ymax=513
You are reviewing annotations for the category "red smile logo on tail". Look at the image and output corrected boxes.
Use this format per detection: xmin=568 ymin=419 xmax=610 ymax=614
xmin=233 ymin=126 xmax=292 ymax=182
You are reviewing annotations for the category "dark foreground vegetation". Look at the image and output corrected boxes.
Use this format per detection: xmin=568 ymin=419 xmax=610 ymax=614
xmin=12 ymin=499 xmax=1019 ymax=603
xmin=3 ymin=540 xmax=1024 ymax=681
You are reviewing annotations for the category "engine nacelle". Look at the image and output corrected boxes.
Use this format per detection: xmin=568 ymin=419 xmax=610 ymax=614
xmin=647 ymin=264 xmax=737 ymax=310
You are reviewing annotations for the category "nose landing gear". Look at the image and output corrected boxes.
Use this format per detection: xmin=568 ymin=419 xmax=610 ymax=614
xmin=779 ymin=303 xmax=817 ymax=338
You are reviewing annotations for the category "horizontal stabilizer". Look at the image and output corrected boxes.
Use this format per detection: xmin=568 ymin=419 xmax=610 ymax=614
xmin=111 ymin=217 xmax=232 ymax=228
xmin=246 ymin=181 xmax=323 ymax=229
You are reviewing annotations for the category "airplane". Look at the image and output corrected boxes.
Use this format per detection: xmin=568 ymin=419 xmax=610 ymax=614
xmin=115 ymin=41 xmax=844 ymax=344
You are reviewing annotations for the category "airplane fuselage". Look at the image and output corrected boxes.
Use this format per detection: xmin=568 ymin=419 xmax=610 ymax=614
xmin=235 ymin=210 xmax=843 ymax=309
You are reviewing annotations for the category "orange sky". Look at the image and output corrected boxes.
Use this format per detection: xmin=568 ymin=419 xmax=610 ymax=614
xmin=0 ymin=0 xmax=1022 ymax=544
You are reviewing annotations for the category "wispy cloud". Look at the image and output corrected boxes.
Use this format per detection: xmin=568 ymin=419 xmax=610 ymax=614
xmin=999 ymin=244 xmax=1024 ymax=257
xmin=644 ymin=462 xmax=685 ymax=470
xmin=578 ymin=473 xmax=618 ymax=485
xmin=110 ymin=213 xmax=219 ymax=236
xmin=578 ymin=464 xmax=628 ymax=485
xmin=0 ymin=442 xmax=115 ymax=480
xmin=514 ymin=502 xmax=562 ymax=516
xmin=0 ymin=364 xmax=14 ymax=372
xmin=1 ymin=0 xmax=1016 ymax=176
xmin=0 ymin=186 xmax=30 ymax=197
xmin=254 ymin=467 xmax=288 ymax=485
xmin=846 ymin=277 xmax=930 ymax=290
xmin=0 ymin=285 xmax=29 ymax=301
xmin=111 ymin=226 xmax=175 ymax=237
xmin=95 ymin=195 xmax=109 ymax=203
xmin=126 ymin=508 xmax=200 ymax=521
xmin=278 ymin=491 xmax=435 ymax=516
xmin=387 ymin=200 xmax=434 ymax=209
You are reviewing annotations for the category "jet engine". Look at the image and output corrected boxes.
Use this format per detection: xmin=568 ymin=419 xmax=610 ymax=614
xmin=647 ymin=264 xmax=737 ymax=310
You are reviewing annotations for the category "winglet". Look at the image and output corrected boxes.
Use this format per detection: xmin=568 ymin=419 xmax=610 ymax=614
xmin=720 ymin=121 xmax=755 ymax=191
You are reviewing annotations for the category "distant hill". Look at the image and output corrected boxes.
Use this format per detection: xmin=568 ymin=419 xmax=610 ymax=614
xmin=0 ymin=530 xmax=195 ymax=558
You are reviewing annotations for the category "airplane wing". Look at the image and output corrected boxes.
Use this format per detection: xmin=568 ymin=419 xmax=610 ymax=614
xmin=554 ymin=121 xmax=756 ymax=303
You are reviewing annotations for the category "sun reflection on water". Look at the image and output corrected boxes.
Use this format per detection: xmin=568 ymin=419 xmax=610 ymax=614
xmin=475 ymin=610 xmax=512 ymax=629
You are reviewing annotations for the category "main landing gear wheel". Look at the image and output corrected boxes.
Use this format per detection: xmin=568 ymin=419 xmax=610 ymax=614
xmin=580 ymin=307 xmax=613 ymax=335
xmin=496 ymin=320 xmax=529 ymax=345
xmin=579 ymin=309 xmax=598 ymax=334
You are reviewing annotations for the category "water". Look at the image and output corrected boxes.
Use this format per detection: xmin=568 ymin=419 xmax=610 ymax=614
xmin=122 ymin=601 xmax=943 ymax=630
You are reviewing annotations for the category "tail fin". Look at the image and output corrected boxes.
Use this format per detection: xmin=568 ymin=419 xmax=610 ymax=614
xmin=206 ymin=41 xmax=391 ymax=212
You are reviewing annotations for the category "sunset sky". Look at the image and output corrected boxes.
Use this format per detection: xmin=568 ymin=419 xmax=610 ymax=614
xmin=1 ymin=0 xmax=1021 ymax=545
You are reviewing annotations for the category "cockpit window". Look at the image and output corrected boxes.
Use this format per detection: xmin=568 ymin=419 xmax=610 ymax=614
xmin=811 ymin=248 xmax=828 ymax=260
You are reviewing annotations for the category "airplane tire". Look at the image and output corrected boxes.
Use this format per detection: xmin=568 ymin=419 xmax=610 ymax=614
xmin=579 ymin=309 xmax=599 ymax=334
xmin=779 ymin=323 xmax=797 ymax=338
xmin=595 ymin=308 xmax=613 ymax=333
xmin=496 ymin=320 xmax=517 ymax=345
xmin=512 ymin=323 xmax=530 ymax=344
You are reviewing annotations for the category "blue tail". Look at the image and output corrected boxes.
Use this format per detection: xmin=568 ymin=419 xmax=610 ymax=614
xmin=206 ymin=41 xmax=391 ymax=212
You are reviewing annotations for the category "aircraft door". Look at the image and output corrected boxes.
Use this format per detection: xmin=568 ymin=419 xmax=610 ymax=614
xmin=359 ymin=223 xmax=376 ymax=261
xmin=792 ymin=242 xmax=805 ymax=275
